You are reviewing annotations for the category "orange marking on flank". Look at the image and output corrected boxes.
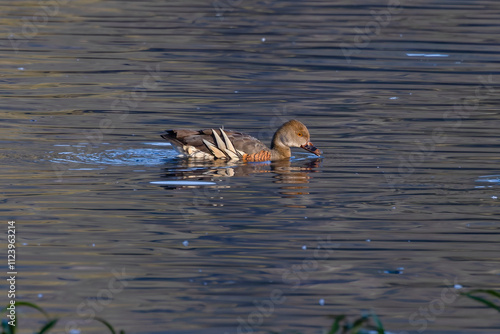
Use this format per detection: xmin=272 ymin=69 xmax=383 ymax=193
xmin=242 ymin=151 xmax=271 ymax=162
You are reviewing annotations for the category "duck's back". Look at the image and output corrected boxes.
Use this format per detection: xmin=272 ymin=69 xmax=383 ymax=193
xmin=162 ymin=128 xmax=269 ymax=157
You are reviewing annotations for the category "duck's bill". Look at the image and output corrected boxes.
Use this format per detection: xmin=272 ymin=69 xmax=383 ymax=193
xmin=300 ymin=142 xmax=322 ymax=156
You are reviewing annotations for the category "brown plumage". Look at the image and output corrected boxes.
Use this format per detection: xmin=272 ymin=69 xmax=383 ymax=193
xmin=161 ymin=119 xmax=321 ymax=162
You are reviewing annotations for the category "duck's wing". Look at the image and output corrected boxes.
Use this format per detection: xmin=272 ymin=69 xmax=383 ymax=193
xmin=216 ymin=130 xmax=269 ymax=156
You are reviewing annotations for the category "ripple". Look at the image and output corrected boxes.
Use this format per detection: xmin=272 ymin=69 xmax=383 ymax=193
xmin=51 ymin=147 xmax=173 ymax=166
xmin=150 ymin=180 xmax=217 ymax=185
xmin=475 ymin=175 xmax=500 ymax=187
xmin=406 ymin=53 xmax=449 ymax=57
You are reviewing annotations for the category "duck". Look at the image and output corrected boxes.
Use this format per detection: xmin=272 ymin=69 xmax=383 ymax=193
xmin=161 ymin=119 xmax=322 ymax=162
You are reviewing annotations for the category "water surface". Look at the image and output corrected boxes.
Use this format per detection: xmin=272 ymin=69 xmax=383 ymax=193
xmin=1 ymin=0 xmax=500 ymax=333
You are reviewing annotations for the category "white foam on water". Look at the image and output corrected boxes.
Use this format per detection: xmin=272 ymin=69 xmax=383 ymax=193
xmin=406 ymin=53 xmax=449 ymax=57
xmin=68 ymin=168 xmax=104 ymax=171
xmin=150 ymin=180 xmax=217 ymax=186
xmin=476 ymin=175 xmax=500 ymax=184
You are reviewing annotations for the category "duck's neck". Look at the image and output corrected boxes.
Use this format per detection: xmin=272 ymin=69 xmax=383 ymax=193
xmin=270 ymin=134 xmax=291 ymax=160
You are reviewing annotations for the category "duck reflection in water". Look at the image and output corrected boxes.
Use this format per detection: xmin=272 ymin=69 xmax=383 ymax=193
xmin=161 ymin=157 xmax=321 ymax=202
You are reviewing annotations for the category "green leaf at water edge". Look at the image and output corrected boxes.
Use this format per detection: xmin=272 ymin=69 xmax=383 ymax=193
xmin=1 ymin=301 xmax=51 ymax=321
xmin=462 ymin=290 xmax=500 ymax=313
xmin=1 ymin=318 xmax=15 ymax=334
xmin=95 ymin=316 xmax=121 ymax=334
xmin=350 ymin=314 xmax=370 ymax=333
xmin=38 ymin=319 xmax=59 ymax=334
xmin=370 ymin=312 xmax=385 ymax=334
xmin=327 ymin=315 xmax=345 ymax=334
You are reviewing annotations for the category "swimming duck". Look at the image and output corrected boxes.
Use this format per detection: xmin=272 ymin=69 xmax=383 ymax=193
xmin=161 ymin=119 xmax=321 ymax=162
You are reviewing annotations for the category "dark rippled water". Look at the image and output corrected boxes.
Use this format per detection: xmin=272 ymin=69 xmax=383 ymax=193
xmin=1 ymin=0 xmax=500 ymax=333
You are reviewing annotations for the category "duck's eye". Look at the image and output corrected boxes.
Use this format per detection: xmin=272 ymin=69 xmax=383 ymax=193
xmin=297 ymin=133 xmax=303 ymax=137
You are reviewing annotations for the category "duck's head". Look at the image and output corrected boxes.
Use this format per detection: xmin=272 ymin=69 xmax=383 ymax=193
xmin=273 ymin=119 xmax=322 ymax=156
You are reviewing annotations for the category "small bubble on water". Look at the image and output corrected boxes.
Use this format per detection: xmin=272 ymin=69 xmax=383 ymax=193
xmin=366 ymin=239 xmax=371 ymax=242
xmin=492 ymin=196 xmax=497 ymax=199
xmin=38 ymin=294 xmax=43 ymax=298
xmin=302 ymin=245 xmax=307 ymax=250
xmin=389 ymin=97 xmax=398 ymax=100
xmin=454 ymin=284 xmax=463 ymax=289
xmin=261 ymin=37 xmax=266 ymax=42
xmin=18 ymin=67 xmax=24 ymax=70
xmin=319 ymin=299 xmax=325 ymax=306
xmin=182 ymin=240 xmax=189 ymax=247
